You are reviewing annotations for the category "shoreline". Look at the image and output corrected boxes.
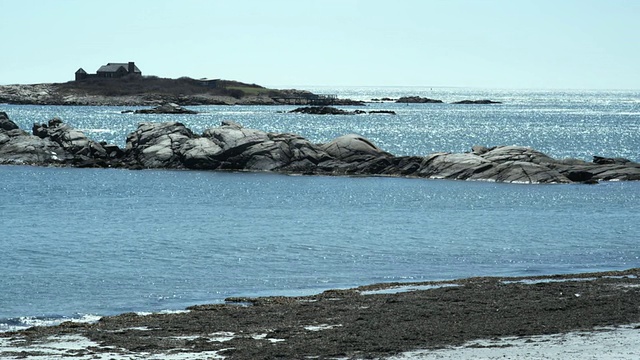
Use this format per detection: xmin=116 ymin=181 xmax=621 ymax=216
xmin=2 ymin=268 xmax=639 ymax=359
xmin=0 ymin=82 xmax=365 ymax=107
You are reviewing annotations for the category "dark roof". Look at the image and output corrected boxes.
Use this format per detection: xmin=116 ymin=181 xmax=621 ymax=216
xmin=96 ymin=63 xmax=141 ymax=74
xmin=75 ymin=68 xmax=87 ymax=74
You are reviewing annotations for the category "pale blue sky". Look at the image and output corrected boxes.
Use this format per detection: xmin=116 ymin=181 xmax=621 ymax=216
xmin=2 ymin=0 xmax=638 ymax=89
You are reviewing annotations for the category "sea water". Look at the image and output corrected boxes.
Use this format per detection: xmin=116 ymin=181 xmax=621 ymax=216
xmin=1 ymin=87 xmax=639 ymax=331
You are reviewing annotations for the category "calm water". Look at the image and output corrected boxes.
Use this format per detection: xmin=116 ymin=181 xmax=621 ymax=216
xmin=1 ymin=87 xmax=639 ymax=331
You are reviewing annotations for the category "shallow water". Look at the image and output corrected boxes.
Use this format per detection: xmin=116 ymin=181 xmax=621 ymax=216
xmin=1 ymin=87 xmax=639 ymax=331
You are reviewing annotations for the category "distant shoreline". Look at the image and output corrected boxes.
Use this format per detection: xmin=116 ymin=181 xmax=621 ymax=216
xmin=2 ymin=268 xmax=639 ymax=359
xmin=0 ymin=77 xmax=364 ymax=106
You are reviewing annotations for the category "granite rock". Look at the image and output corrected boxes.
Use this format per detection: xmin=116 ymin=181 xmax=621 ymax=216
xmin=2 ymin=112 xmax=639 ymax=184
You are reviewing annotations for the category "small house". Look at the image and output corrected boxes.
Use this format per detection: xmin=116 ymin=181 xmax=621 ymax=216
xmin=75 ymin=61 xmax=142 ymax=81
xmin=199 ymin=78 xmax=220 ymax=88
xmin=96 ymin=62 xmax=142 ymax=78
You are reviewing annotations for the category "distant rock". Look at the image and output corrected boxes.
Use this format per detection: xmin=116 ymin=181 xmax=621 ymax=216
xmin=396 ymin=96 xmax=443 ymax=104
xmin=452 ymin=99 xmax=502 ymax=104
xmin=368 ymin=110 xmax=396 ymax=115
xmin=370 ymin=98 xmax=397 ymax=102
xmin=289 ymin=106 xmax=365 ymax=115
xmin=131 ymin=103 xmax=198 ymax=114
xmin=289 ymin=107 xmax=396 ymax=115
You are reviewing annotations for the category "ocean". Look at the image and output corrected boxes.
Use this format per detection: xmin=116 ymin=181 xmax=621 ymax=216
xmin=1 ymin=87 xmax=639 ymax=332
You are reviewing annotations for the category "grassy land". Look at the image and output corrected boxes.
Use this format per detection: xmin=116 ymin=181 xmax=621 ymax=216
xmin=55 ymin=75 xmax=284 ymax=99
xmin=226 ymin=86 xmax=272 ymax=96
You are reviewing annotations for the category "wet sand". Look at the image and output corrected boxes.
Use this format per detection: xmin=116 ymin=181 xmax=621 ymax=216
xmin=2 ymin=268 xmax=639 ymax=359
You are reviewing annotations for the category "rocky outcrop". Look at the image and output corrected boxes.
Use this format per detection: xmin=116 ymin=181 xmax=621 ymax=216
xmin=593 ymin=155 xmax=631 ymax=165
xmin=0 ymin=112 xmax=123 ymax=167
xmin=290 ymin=106 xmax=364 ymax=115
xmin=31 ymin=117 xmax=124 ymax=167
xmin=122 ymin=120 xmax=334 ymax=173
xmin=321 ymin=134 xmax=392 ymax=162
xmin=368 ymin=110 xmax=397 ymax=115
xmin=396 ymin=96 xmax=443 ymax=104
xmin=290 ymin=106 xmax=370 ymax=115
xmin=452 ymin=99 xmax=502 ymax=104
xmin=0 ymin=82 xmax=363 ymax=106
xmin=1 ymin=112 xmax=639 ymax=184
xmin=290 ymin=107 xmax=396 ymax=115
xmin=129 ymin=103 xmax=198 ymax=114
xmin=0 ymin=112 xmax=67 ymax=165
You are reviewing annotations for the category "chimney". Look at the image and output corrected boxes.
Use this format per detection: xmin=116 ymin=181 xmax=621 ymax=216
xmin=128 ymin=62 xmax=135 ymax=74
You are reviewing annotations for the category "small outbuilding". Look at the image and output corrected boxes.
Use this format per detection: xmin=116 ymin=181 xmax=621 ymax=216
xmin=74 ymin=68 xmax=87 ymax=81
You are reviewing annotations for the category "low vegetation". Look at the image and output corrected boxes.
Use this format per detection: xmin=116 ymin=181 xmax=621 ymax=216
xmin=55 ymin=75 xmax=280 ymax=99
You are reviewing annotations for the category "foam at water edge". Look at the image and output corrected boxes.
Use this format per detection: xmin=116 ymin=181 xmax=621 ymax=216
xmin=0 ymin=314 xmax=102 ymax=333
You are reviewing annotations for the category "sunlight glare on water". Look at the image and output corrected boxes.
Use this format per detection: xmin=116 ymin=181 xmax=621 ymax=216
xmin=1 ymin=87 xmax=639 ymax=330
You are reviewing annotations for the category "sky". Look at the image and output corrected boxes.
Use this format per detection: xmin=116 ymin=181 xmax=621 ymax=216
xmin=1 ymin=0 xmax=639 ymax=89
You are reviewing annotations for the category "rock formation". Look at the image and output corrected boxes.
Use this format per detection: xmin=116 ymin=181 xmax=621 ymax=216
xmin=289 ymin=106 xmax=362 ymax=115
xmin=1 ymin=112 xmax=639 ymax=184
xmin=368 ymin=110 xmax=397 ymax=115
xmin=0 ymin=81 xmax=363 ymax=106
xmin=130 ymin=103 xmax=198 ymax=114
xmin=451 ymin=99 xmax=502 ymax=104
xmin=396 ymin=96 xmax=444 ymax=104
xmin=289 ymin=107 xmax=396 ymax=115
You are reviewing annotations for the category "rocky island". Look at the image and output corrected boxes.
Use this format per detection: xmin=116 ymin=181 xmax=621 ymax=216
xmin=396 ymin=96 xmax=444 ymax=104
xmin=289 ymin=106 xmax=396 ymax=115
xmin=452 ymin=99 xmax=502 ymax=104
xmin=124 ymin=103 xmax=199 ymax=114
xmin=394 ymin=97 xmax=502 ymax=104
xmin=1 ymin=111 xmax=639 ymax=184
xmin=0 ymin=77 xmax=362 ymax=106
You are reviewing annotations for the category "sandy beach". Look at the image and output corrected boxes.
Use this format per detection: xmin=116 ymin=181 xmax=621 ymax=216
xmin=2 ymin=268 xmax=639 ymax=359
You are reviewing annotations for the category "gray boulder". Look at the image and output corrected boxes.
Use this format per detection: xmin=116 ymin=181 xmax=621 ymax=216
xmin=124 ymin=122 xmax=195 ymax=168
xmin=418 ymin=153 xmax=493 ymax=180
xmin=123 ymin=121 xmax=333 ymax=172
xmin=593 ymin=155 xmax=631 ymax=165
xmin=0 ymin=114 xmax=69 ymax=165
xmin=321 ymin=134 xmax=391 ymax=162
xmin=203 ymin=123 xmax=271 ymax=155
xmin=32 ymin=118 xmax=111 ymax=162
xmin=479 ymin=146 xmax=557 ymax=165
xmin=179 ymin=137 xmax=224 ymax=169
xmin=0 ymin=112 xmax=19 ymax=131
xmin=555 ymin=162 xmax=640 ymax=182
xmin=590 ymin=165 xmax=640 ymax=181
xmin=202 ymin=122 xmax=332 ymax=172
xmin=471 ymin=161 xmax=570 ymax=183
